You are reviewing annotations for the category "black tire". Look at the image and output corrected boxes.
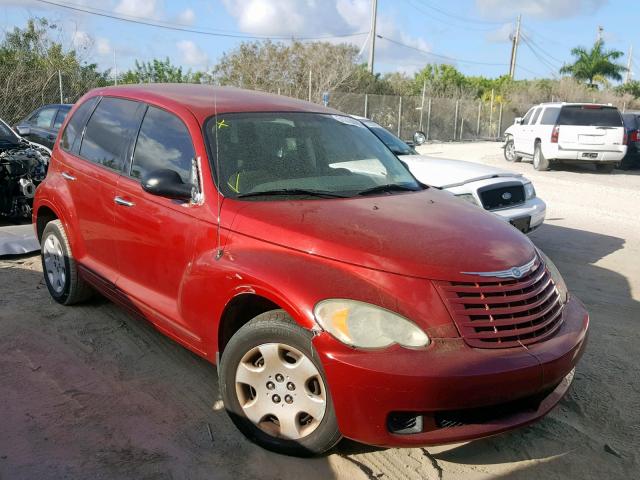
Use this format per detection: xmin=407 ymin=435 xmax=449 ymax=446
xmin=503 ymin=137 xmax=522 ymax=162
xmin=40 ymin=220 xmax=93 ymax=305
xmin=219 ymin=310 xmax=341 ymax=456
xmin=595 ymin=163 xmax=615 ymax=173
xmin=533 ymin=142 xmax=549 ymax=171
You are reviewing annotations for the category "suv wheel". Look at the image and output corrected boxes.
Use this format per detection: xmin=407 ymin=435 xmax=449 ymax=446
xmin=219 ymin=310 xmax=341 ymax=456
xmin=504 ymin=137 xmax=521 ymax=162
xmin=595 ymin=163 xmax=615 ymax=173
xmin=41 ymin=220 xmax=93 ymax=305
xmin=533 ymin=142 xmax=549 ymax=171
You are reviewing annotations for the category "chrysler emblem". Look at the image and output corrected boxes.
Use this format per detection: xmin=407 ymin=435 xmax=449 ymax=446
xmin=501 ymin=191 xmax=512 ymax=200
xmin=461 ymin=256 xmax=537 ymax=279
xmin=511 ymin=267 xmax=522 ymax=278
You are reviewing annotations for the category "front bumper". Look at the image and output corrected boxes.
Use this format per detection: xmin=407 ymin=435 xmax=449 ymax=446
xmin=490 ymin=197 xmax=546 ymax=234
xmin=315 ymin=296 xmax=588 ymax=447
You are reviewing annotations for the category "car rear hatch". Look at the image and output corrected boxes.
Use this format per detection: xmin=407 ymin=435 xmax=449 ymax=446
xmin=557 ymin=105 xmax=624 ymax=153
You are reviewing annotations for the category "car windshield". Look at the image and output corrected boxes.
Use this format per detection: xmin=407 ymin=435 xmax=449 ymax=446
xmin=363 ymin=121 xmax=417 ymax=156
xmin=0 ymin=120 xmax=20 ymax=145
xmin=205 ymin=112 xmax=421 ymax=199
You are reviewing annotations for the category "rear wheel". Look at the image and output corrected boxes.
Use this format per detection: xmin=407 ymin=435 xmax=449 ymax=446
xmin=595 ymin=163 xmax=615 ymax=173
xmin=532 ymin=142 xmax=549 ymax=171
xmin=41 ymin=220 xmax=93 ymax=305
xmin=219 ymin=310 xmax=341 ymax=456
xmin=504 ymin=137 xmax=521 ymax=162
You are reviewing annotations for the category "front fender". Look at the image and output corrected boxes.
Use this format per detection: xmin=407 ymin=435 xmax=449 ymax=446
xmin=179 ymin=230 xmax=457 ymax=358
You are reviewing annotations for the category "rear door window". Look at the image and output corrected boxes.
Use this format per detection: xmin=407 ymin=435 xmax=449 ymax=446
xmin=530 ymin=108 xmax=542 ymax=125
xmin=79 ymin=97 xmax=143 ymax=172
xmin=53 ymin=107 xmax=70 ymax=131
xmin=61 ymin=97 xmax=99 ymax=153
xmin=557 ymin=106 xmax=623 ymax=127
xmin=540 ymin=107 xmax=560 ymax=125
xmin=130 ymin=106 xmax=195 ymax=183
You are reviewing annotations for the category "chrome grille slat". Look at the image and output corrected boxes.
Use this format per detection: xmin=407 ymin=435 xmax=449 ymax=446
xmin=436 ymin=261 xmax=565 ymax=349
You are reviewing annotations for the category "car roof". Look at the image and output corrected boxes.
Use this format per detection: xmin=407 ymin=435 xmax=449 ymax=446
xmin=83 ymin=84 xmax=341 ymax=124
xmin=532 ymin=102 xmax=617 ymax=108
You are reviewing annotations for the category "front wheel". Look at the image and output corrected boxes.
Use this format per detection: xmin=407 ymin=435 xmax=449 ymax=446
xmin=533 ymin=143 xmax=549 ymax=171
xmin=219 ymin=310 xmax=341 ymax=456
xmin=504 ymin=137 xmax=522 ymax=162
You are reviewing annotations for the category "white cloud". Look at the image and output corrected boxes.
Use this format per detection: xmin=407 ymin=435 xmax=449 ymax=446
xmin=475 ymin=0 xmax=607 ymax=19
xmin=177 ymin=40 xmax=209 ymax=67
xmin=486 ymin=23 xmax=514 ymax=44
xmin=96 ymin=37 xmax=112 ymax=55
xmin=72 ymin=30 xmax=93 ymax=50
xmin=221 ymin=0 xmax=432 ymax=71
xmin=177 ymin=7 xmax=195 ymax=25
xmin=114 ymin=0 xmax=162 ymax=18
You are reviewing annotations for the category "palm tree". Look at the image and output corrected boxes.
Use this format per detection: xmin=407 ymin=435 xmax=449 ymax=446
xmin=560 ymin=40 xmax=626 ymax=88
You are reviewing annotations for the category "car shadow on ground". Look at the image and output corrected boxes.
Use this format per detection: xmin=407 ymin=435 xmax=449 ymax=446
xmin=0 ymin=262 xmax=352 ymax=480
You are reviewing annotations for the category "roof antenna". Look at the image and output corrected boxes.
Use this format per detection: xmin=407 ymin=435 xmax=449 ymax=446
xmin=214 ymin=85 xmax=223 ymax=261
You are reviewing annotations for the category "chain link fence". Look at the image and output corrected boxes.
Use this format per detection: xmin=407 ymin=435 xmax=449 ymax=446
xmin=2 ymin=64 xmax=631 ymax=144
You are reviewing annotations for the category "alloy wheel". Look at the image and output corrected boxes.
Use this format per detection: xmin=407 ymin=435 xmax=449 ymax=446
xmin=43 ymin=233 xmax=66 ymax=293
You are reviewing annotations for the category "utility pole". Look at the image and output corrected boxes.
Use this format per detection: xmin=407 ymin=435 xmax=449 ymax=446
xmin=626 ymin=44 xmax=633 ymax=83
xmin=597 ymin=25 xmax=603 ymax=42
xmin=367 ymin=0 xmax=377 ymax=74
xmin=508 ymin=14 xmax=521 ymax=80
xmin=113 ymin=48 xmax=118 ymax=86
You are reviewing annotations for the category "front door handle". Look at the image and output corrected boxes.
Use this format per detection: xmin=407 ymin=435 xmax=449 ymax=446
xmin=61 ymin=172 xmax=76 ymax=181
xmin=114 ymin=196 xmax=135 ymax=207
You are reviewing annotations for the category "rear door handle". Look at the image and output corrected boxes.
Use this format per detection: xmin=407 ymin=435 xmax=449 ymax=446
xmin=61 ymin=172 xmax=76 ymax=181
xmin=114 ymin=196 xmax=135 ymax=207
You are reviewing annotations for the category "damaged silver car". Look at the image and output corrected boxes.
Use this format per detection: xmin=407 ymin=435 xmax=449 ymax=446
xmin=0 ymin=117 xmax=50 ymax=220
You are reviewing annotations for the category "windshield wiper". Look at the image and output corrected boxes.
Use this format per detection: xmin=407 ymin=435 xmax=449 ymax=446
xmin=237 ymin=188 xmax=348 ymax=199
xmin=357 ymin=184 xmax=421 ymax=196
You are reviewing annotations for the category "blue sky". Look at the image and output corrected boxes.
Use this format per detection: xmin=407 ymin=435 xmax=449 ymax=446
xmin=0 ymin=0 xmax=634 ymax=81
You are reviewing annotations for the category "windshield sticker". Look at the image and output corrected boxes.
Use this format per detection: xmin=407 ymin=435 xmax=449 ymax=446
xmin=216 ymin=119 xmax=230 ymax=129
xmin=331 ymin=115 xmax=365 ymax=128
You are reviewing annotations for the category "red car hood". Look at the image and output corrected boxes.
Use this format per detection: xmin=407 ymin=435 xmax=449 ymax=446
xmin=225 ymin=189 xmax=536 ymax=281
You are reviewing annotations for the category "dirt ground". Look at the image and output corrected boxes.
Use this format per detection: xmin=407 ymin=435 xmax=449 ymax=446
xmin=1 ymin=142 xmax=638 ymax=479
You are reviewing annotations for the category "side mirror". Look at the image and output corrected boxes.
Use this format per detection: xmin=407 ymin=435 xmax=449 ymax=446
xmin=514 ymin=117 xmax=523 ymax=125
xmin=141 ymin=169 xmax=193 ymax=200
xmin=16 ymin=125 xmax=30 ymax=136
xmin=413 ymin=131 xmax=427 ymax=146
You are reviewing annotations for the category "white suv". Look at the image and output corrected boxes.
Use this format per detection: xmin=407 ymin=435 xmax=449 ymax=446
xmin=503 ymin=102 xmax=627 ymax=172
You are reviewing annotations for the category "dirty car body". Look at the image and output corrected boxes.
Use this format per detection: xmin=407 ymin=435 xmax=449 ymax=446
xmin=0 ymin=117 xmax=50 ymax=220
xmin=33 ymin=85 xmax=588 ymax=455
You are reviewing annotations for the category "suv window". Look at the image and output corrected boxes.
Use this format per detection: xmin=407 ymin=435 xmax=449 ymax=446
xmin=79 ymin=97 xmax=142 ymax=172
xmin=530 ymin=108 xmax=542 ymax=125
xmin=557 ymin=105 xmax=623 ymax=127
xmin=522 ymin=109 xmax=534 ymax=125
xmin=540 ymin=107 xmax=560 ymax=125
xmin=622 ymin=113 xmax=639 ymax=129
xmin=61 ymin=97 xmax=100 ymax=153
xmin=33 ymin=108 xmax=57 ymax=128
xmin=131 ymin=106 xmax=195 ymax=183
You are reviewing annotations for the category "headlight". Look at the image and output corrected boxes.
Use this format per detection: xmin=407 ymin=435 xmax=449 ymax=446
xmin=313 ymin=299 xmax=430 ymax=349
xmin=537 ymin=250 xmax=568 ymax=304
xmin=524 ymin=181 xmax=536 ymax=200
xmin=455 ymin=193 xmax=480 ymax=207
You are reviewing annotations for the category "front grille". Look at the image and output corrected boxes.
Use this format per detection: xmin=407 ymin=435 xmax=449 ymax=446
xmin=479 ymin=183 xmax=525 ymax=210
xmin=436 ymin=259 xmax=564 ymax=349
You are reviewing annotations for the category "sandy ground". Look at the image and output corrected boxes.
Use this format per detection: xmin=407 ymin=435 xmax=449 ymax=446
xmin=1 ymin=142 xmax=638 ymax=479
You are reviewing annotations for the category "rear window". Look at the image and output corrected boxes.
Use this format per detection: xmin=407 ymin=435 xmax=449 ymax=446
xmin=540 ymin=107 xmax=560 ymax=125
xmin=557 ymin=106 xmax=622 ymax=127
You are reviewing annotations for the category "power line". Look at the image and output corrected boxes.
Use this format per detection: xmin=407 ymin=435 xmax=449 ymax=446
xmin=520 ymin=31 xmax=565 ymax=66
xmin=520 ymin=36 xmax=559 ymax=78
xmin=413 ymin=0 xmax=513 ymax=25
xmin=32 ymin=0 xmax=368 ymax=41
xmin=401 ymin=0 xmax=507 ymax=32
xmin=377 ymin=34 xmax=513 ymax=67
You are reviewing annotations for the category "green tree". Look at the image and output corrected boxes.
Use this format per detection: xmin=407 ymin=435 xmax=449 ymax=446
xmin=615 ymin=80 xmax=640 ymax=98
xmin=560 ymin=40 xmax=626 ymax=88
xmin=120 ymin=57 xmax=202 ymax=84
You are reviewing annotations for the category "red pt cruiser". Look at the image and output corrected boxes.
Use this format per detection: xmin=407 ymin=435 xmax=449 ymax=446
xmin=33 ymin=85 xmax=589 ymax=456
